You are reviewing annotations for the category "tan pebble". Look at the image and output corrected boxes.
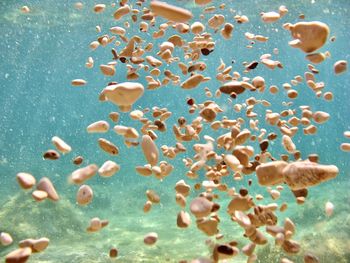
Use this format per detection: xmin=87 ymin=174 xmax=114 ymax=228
xmin=177 ymin=211 xmax=191 ymax=228
xmin=89 ymin=41 xmax=100 ymax=50
xmin=52 ymin=136 xmax=72 ymax=154
xmin=109 ymin=112 xmax=120 ymax=122
xmin=87 ymin=217 xmax=102 ymax=232
xmin=256 ymin=161 xmax=288 ymax=186
xmin=181 ymin=74 xmax=205 ymax=89
xmin=100 ymin=64 xmax=115 ymax=76
xmin=191 ymin=22 xmax=205 ymax=34
xmin=150 ymin=1 xmax=193 ymax=23
xmin=304 ymin=252 xmax=320 ymax=263
xmin=113 ymin=4 xmax=130 ymax=20
xmin=261 ymin=11 xmax=280 ymax=23
xmin=98 ymin=160 xmax=120 ymax=177
xmin=101 ymin=82 xmax=144 ymax=112
xmin=136 ymin=165 xmax=153 ymax=176
xmin=109 ymin=248 xmax=118 ymax=258
xmin=242 ymin=243 xmax=256 ymax=257
xmin=98 ymin=138 xmax=119 ymax=155
xmin=286 ymin=21 xmax=329 ymax=53
xmin=20 ymin=6 xmax=30 ymax=13
xmin=270 ymin=190 xmax=280 ymax=200
xmin=283 ymin=161 xmax=338 ymax=190
xmin=71 ymin=79 xmax=87 ymax=86
xmin=323 ymin=92 xmax=333 ymax=101
xmin=74 ymin=2 xmax=83 ymax=9
xmin=312 ymin=111 xmax=329 ymax=123
xmin=141 ymin=135 xmax=159 ymax=166
xmin=71 ymin=164 xmax=98 ymax=184
xmin=282 ymin=135 xmax=296 ymax=153
xmin=144 ymin=232 xmax=158 ymax=245
xmin=93 ymin=4 xmax=106 ymax=13
xmin=36 ymin=177 xmax=59 ymax=201
xmin=325 ymin=201 xmax=334 ymax=216
xmin=16 ymin=172 xmax=36 ymax=190
xmin=334 ymin=60 xmax=347 ymax=75
xmin=280 ymin=202 xmax=288 ymax=212
xmin=234 ymin=211 xmax=251 ymax=228
xmin=76 ymin=185 xmax=93 ymax=205
xmin=176 ymin=193 xmax=186 ymax=208
xmin=5 ymin=247 xmax=31 ymax=263
xmin=130 ymin=110 xmax=144 ymax=120
xmin=227 ymin=195 xmax=254 ymax=214
xmin=196 ymin=217 xmax=219 ymax=236
xmin=195 ymin=0 xmax=212 ymax=5
xmin=0 ymin=232 xmax=13 ymax=246
xmin=287 ymin=89 xmax=298 ymax=99
xmin=190 ymin=197 xmax=214 ymax=218
xmin=282 ymin=239 xmax=300 ymax=254
xmin=32 ymin=190 xmax=48 ymax=202
xmin=175 ymin=180 xmax=191 ymax=197
xmin=143 ymin=201 xmax=152 ymax=213
xmin=87 ymin=120 xmax=109 ymax=133
xmin=19 ymin=237 xmax=50 ymax=253
xmin=146 ymin=190 xmax=160 ymax=204
xmin=344 ymin=131 xmax=350 ymax=138
xmin=281 ymin=258 xmax=294 ymax=263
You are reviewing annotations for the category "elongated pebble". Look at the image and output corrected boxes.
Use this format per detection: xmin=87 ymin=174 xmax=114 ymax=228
xmin=340 ymin=143 xmax=350 ymax=152
xmin=136 ymin=165 xmax=153 ymax=176
xmin=98 ymin=138 xmax=119 ymax=155
xmin=109 ymin=248 xmax=118 ymax=258
xmin=71 ymin=164 xmax=98 ymax=184
xmin=177 ymin=211 xmax=191 ymax=228
xmin=283 ymin=162 xmax=338 ymax=190
xmin=87 ymin=121 xmax=109 ymax=133
xmin=52 ymin=136 xmax=72 ymax=154
xmin=98 ymin=160 xmax=120 ymax=177
xmin=43 ymin=149 xmax=60 ymax=160
xmin=36 ymin=177 xmax=59 ymax=201
xmin=5 ymin=247 xmax=31 ymax=263
xmin=77 ymin=185 xmax=93 ymax=205
xmin=344 ymin=131 xmax=350 ymax=138
xmin=71 ymin=79 xmax=87 ymax=86
xmin=256 ymin=161 xmax=288 ymax=186
xmin=325 ymin=201 xmax=334 ymax=216
xmin=150 ymin=1 xmax=193 ymax=23
xmin=146 ymin=190 xmax=160 ymax=204
xmin=16 ymin=172 xmax=36 ymax=190
xmin=141 ymin=135 xmax=159 ymax=166
xmin=144 ymin=232 xmax=158 ymax=245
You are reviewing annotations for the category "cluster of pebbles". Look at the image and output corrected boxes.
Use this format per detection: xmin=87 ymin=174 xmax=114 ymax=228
xmin=3 ymin=1 xmax=348 ymax=262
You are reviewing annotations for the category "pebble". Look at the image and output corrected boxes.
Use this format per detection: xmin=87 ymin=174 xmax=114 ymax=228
xmin=76 ymin=185 xmax=93 ymax=205
xmin=283 ymin=162 xmax=339 ymax=190
xmin=98 ymin=138 xmax=119 ymax=155
xmin=256 ymin=161 xmax=288 ymax=186
xmin=150 ymin=1 xmax=193 ymax=23
xmin=43 ymin=149 xmax=60 ymax=160
xmin=71 ymin=79 xmax=87 ymax=86
xmin=190 ymin=197 xmax=214 ymax=218
xmin=87 ymin=121 xmax=110 ymax=133
xmin=143 ymin=232 xmax=158 ymax=245
xmin=341 ymin=143 xmax=350 ymax=152
xmin=73 ymin=156 xmax=84 ymax=165
xmin=334 ymin=60 xmax=347 ymax=75
xmin=0 ymin=232 xmax=13 ymax=246
xmin=36 ymin=177 xmax=59 ymax=201
xmin=109 ymin=247 xmax=118 ymax=258
xmin=16 ymin=172 xmax=36 ymax=190
xmin=32 ymin=190 xmax=48 ymax=202
xmin=141 ymin=135 xmax=159 ymax=166
xmin=98 ymin=160 xmax=120 ymax=177
xmin=20 ymin=6 xmax=30 ymax=13
xmin=5 ymin=247 xmax=32 ymax=263
xmin=71 ymin=164 xmax=98 ymax=184
xmin=52 ymin=136 xmax=72 ymax=154
xmin=286 ymin=21 xmax=329 ymax=53
xmin=101 ymin=82 xmax=144 ymax=112
xmin=19 ymin=237 xmax=50 ymax=253
xmin=325 ymin=201 xmax=334 ymax=216
xmin=177 ymin=211 xmax=191 ymax=228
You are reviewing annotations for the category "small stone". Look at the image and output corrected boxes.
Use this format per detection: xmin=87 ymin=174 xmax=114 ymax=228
xmin=36 ymin=177 xmax=59 ymax=201
xmin=109 ymin=247 xmax=118 ymax=258
xmin=16 ymin=172 xmax=36 ymax=190
xmin=144 ymin=232 xmax=158 ymax=245
xmin=43 ymin=150 xmax=60 ymax=160
xmin=77 ymin=185 xmax=93 ymax=205
xmin=32 ymin=190 xmax=48 ymax=202
xmin=334 ymin=60 xmax=347 ymax=75
xmin=73 ymin=156 xmax=84 ymax=165
xmin=0 ymin=232 xmax=13 ymax=246
xmin=5 ymin=247 xmax=31 ymax=263
xmin=177 ymin=211 xmax=191 ymax=228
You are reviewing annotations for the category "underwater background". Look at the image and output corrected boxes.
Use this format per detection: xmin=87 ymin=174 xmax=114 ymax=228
xmin=0 ymin=0 xmax=349 ymax=262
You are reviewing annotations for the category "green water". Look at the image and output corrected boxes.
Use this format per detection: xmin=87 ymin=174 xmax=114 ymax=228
xmin=0 ymin=0 xmax=349 ymax=262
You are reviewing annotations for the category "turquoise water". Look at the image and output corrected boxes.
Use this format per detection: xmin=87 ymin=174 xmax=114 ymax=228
xmin=0 ymin=0 xmax=349 ymax=262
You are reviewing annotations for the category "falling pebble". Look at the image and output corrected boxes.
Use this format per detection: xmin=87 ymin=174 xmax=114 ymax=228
xmin=325 ymin=201 xmax=334 ymax=216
